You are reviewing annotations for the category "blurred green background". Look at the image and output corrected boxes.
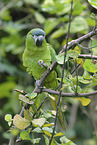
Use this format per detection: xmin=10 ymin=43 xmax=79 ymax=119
xmin=0 ymin=0 xmax=97 ymax=145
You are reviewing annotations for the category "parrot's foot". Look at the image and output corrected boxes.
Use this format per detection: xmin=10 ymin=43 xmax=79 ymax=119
xmin=38 ymin=60 xmax=48 ymax=68
xmin=36 ymin=80 xmax=43 ymax=89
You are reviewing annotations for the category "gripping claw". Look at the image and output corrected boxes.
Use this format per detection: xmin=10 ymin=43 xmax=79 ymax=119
xmin=36 ymin=80 xmax=43 ymax=89
xmin=38 ymin=60 xmax=48 ymax=68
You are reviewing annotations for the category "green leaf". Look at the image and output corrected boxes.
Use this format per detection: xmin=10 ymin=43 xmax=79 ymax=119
xmin=43 ymin=111 xmax=52 ymax=119
xmin=4 ymin=22 xmax=26 ymax=34
xmin=56 ymin=50 xmax=79 ymax=64
xmin=83 ymin=59 xmax=97 ymax=73
xmin=52 ymin=16 xmax=89 ymax=37
xmin=54 ymin=132 xmax=64 ymax=137
xmin=70 ymin=16 xmax=89 ymax=33
xmin=32 ymin=127 xmax=42 ymax=133
xmin=43 ymin=131 xmax=52 ymax=137
xmin=13 ymin=114 xmax=30 ymax=130
xmin=0 ymin=82 xmax=16 ymax=98
xmin=42 ymin=127 xmax=53 ymax=133
xmin=19 ymin=94 xmax=34 ymax=104
xmin=11 ymin=128 xmax=19 ymax=136
xmin=56 ymin=53 xmax=65 ymax=64
xmin=42 ymin=0 xmax=71 ymax=15
xmin=51 ymin=27 xmax=66 ymax=39
xmin=0 ymin=10 xmax=12 ymax=21
xmin=24 ymin=110 xmax=32 ymax=121
xmin=62 ymin=77 xmax=72 ymax=85
xmin=86 ymin=17 xmax=95 ymax=26
xmin=78 ymin=76 xmax=91 ymax=84
xmin=88 ymin=39 xmax=97 ymax=55
xmin=34 ymin=12 xmax=45 ymax=24
xmin=24 ymin=0 xmax=39 ymax=5
xmin=72 ymin=1 xmax=84 ymax=15
xmin=92 ymin=77 xmax=97 ymax=86
xmin=44 ymin=19 xmax=60 ymax=35
xmin=32 ymin=118 xmax=46 ymax=127
xmin=67 ymin=50 xmax=79 ymax=59
xmin=44 ymin=134 xmax=62 ymax=144
xmin=48 ymin=94 xmax=56 ymax=101
xmin=83 ymin=70 xmax=91 ymax=79
xmin=28 ymin=93 xmax=37 ymax=99
xmin=31 ymin=138 xmax=41 ymax=144
xmin=5 ymin=114 xmax=12 ymax=126
xmin=60 ymin=136 xmax=76 ymax=145
xmin=20 ymin=131 xmax=31 ymax=140
xmin=43 ymin=135 xmax=49 ymax=145
xmin=88 ymin=0 xmax=97 ymax=9
xmin=43 ymin=123 xmax=54 ymax=127
xmin=5 ymin=114 xmax=12 ymax=122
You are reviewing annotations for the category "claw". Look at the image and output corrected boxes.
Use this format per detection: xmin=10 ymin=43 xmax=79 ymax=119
xmin=36 ymin=80 xmax=43 ymax=89
xmin=38 ymin=60 xmax=48 ymax=68
xmin=36 ymin=80 xmax=41 ymax=88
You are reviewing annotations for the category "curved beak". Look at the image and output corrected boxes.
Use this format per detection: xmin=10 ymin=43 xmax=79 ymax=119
xmin=33 ymin=35 xmax=45 ymax=47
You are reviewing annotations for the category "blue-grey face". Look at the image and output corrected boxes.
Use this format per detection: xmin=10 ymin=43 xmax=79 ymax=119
xmin=32 ymin=29 xmax=45 ymax=47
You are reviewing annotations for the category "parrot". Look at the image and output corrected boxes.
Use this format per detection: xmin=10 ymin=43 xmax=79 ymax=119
xmin=23 ymin=28 xmax=66 ymax=130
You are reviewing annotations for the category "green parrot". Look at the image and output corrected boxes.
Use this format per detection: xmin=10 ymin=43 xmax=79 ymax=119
xmin=23 ymin=28 xmax=66 ymax=130
xmin=23 ymin=28 xmax=58 ymax=89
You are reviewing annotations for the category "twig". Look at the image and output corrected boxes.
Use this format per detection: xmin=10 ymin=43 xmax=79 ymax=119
xmin=75 ymin=60 xmax=78 ymax=95
xmin=0 ymin=2 xmax=12 ymax=15
xmin=78 ymin=44 xmax=97 ymax=50
xmin=32 ymin=96 xmax=47 ymax=118
xmin=36 ymin=88 xmax=97 ymax=98
xmin=71 ymin=64 xmax=80 ymax=75
xmin=78 ymin=54 xmax=97 ymax=60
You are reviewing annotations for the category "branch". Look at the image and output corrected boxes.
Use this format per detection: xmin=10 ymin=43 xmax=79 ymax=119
xmin=60 ymin=28 xmax=97 ymax=54
xmin=78 ymin=54 xmax=97 ymax=60
xmin=36 ymin=88 xmax=97 ymax=98
xmin=78 ymin=44 xmax=97 ymax=50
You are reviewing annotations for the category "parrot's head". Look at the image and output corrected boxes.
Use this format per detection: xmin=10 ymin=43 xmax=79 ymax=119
xmin=26 ymin=28 xmax=47 ymax=52
xmin=31 ymin=28 xmax=45 ymax=47
xmin=27 ymin=28 xmax=45 ymax=46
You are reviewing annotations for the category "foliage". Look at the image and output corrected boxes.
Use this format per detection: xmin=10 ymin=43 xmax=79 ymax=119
xmin=0 ymin=0 xmax=97 ymax=145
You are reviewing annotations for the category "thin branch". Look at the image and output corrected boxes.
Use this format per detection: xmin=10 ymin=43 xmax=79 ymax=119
xmin=32 ymin=96 xmax=47 ymax=118
xmin=78 ymin=44 xmax=97 ymax=50
xmin=75 ymin=60 xmax=78 ymax=95
xmin=0 ymin=2 xmax=12 ymax=15
xmin=49 ymin=0 xmax=73 ymax=144
xmin=36 ymin=88 xmax=97 ymax=98
xmin=78 ymin=54 xmax=97 ymax=60
xmin=71 ymin=64 xmax=80 ymax=75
